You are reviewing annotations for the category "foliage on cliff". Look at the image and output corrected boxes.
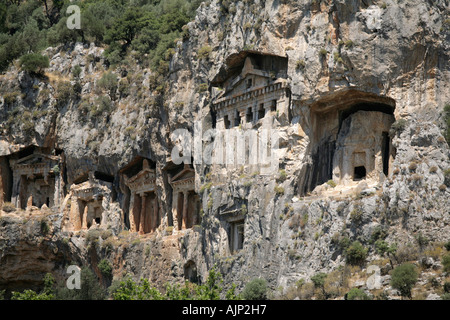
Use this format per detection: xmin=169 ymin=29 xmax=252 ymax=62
xmin=0 ymin=0 xmax=202 ymax=72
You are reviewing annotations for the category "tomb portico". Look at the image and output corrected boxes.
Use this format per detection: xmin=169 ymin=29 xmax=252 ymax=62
xmin=169 ymin=164 xmax=200 ymax=231
xmin=212 ymin=51 xmax=290 ymax=130
xmin=65 ymin=172 xmax=111 ymax=231
xmin=124 ymin=159 xmax=160 ymax=234
xmin=9 ymin=149 xmax=62 ymax=210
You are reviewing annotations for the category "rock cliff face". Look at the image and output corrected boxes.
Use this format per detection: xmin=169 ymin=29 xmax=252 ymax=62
xmin=1 ymin=0 xmax=450 ymax=298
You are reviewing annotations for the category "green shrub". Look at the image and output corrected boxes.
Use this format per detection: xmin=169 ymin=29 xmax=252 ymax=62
xmin=98 ymin=259 xmax=113 ymax=279
xmin=3 ymin=91 xmax=20 ymax=105
xmin=86 ymin=229 xmax=102 ymax=243
xmin=90 ymin=96 xmax=113 ymax=117
xmin=443 ymin=104 xmax=450 ymax=144
xmin=111 ymin=277 xmax=163 ymax=300
xmin=390 ymin=119 xmax=407 ymax=136
xmin=40 ymin=219 xmax=50 ymax=235
xmin=56 ymin=267 xmax=106 ymax=300
xmin=11 ymin=289 xmax=53 ymax=300
xmin=278 ymin=169 xmax=287 ymax=182
xmin=444 ymin=282 xmax=450 ymax=293
xmin=346 ymin=288 xmax=371 ymax=300
xmin=346 ymin=241 xmax=368 ymax=266
xmin=296 ymin=59 xmax=306 ymax=70
xmin=72 ymin=65 xmax=82 ymax=79
xmin=338 ymin=236 xmax=351 ymax=250
xmin=390 ymin=263 xmax=418 ymax=299
xmin=198 ymin=45 xmax=212 ymax=60
xmin=375 ymin=240 xmax=397 ymax=258
xmin=415 ymin=232 xmax=429 ymax=249
xmin=118 ymin=79 xmax=130 ymax=98
xmin=19 ymin=53 xmax=49 ymax=74
xmin=370 ymin=226 xmax=388 ymax=243
xmin=326 ymin=180 xmax=336 ymax=188
xmin=55 ymin=81 xmax=73 ymax=105
xmin=344 ymin=40 xmax=354 ymax=48
xmin=12 ymin=273 xmax=55 ymax=300
xmin=241 ymin=278 xmax=268 ymax=300
xmin=442 ymin=253 xmax=450 ymax=273
xmin=311 ymin=272 xmax=327 ymax=289
xmin=2 ymin=202 xmax=16 ymax=213
xmin=350 ymin=207 xmax=363 ymax=222
xmin=195 ymin=266 xmax=224 ymax=300
xmin=274 ymin=185 xmax=285 ymax=196
xmin=444 ymin=169 xmax=450 ymax=187
xmin=444 ymin=241 xmax=450 ymax=251
xmin=196 ymin=83 xmax=208 ymax=93
xmin=97 ymin=71 xmax=118 ymax=99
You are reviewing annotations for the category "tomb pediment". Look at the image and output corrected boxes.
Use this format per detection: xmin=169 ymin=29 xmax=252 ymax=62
xmin=125 ymin=168 xmax=156 ymax=194
xmin=14 ymin=153 xmax=59 ymax=167
xmin=11 ymin=153 xmax=60 ymax=180
xmin=71 ymin=181 xmax=108 ymax=201
xmin=170 ymin=165 xmax=195 ymax=189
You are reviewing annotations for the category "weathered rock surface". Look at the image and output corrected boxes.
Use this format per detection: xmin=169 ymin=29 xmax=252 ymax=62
xmin=0 ymin=0 xmax=449 ymax=298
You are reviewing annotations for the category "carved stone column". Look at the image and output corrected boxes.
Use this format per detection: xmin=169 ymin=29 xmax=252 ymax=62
xmin=172 ymin=191 xmax=179 ymax=231
xmin=252 ymin=106 xmax=257 ymax=123
xmin=182 ymin=190 xmax=189 ymax=230
xmin=82 ymin=205 xmax=88 ymax=230
xmin=68 ymin=197 xmax=80 ymax=231
xmin=139 ymin=193 xmax=147 ymax=234
xmin=239 ymin=110 xmax=246 ymax=125
xmin=152 ymin=194 xmax=158 ymax=232
xmin=129 ymin=193 xmax=137 ymax=232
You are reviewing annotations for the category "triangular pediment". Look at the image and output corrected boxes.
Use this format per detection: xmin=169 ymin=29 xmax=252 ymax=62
xmin=16 ymin=153 xmax=59 ymax=165
xmin=171 ymin=166 xmax=195 ymax=183
xmin=127 ymin=168 xmax=155 ymax=184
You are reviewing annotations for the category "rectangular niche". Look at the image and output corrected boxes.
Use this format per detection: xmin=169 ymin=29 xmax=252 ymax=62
xmin=229 ymin=219 xmax=244 ymax=253
xmin=352 ymin=152 xmax=366 ymax=181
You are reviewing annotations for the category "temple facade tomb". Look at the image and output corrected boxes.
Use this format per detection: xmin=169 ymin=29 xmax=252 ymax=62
xmin=212 ymin=52 xmax=290 ymax=130
xmin=8 ymin=149 xmax=62 ymax=210
xmin=169 ymin=164 xmax=200 ymax=231
xmin=123 ymin=158 xmax=160 ymax=235
xmin=217 ymin=199 xmax=247 ymax=255
xmin=64 ymin=172 xmax=111 ymax=231
xmin=332 ymin=110 xmax=394 ymax=185
xmin=294 ymin=90 xmax=397 ymax=195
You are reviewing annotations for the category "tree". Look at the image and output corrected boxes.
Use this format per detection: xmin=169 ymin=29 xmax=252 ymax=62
xmin=241 ymin=278 xmax=267 ymax=300
xmin=111 ymin=277 xmax=163 ymax=300
xmin=105 ymin=7 xmax=144 ymax=46
xmin=346 ymin=241 xmax=368 ymax=266
xmin=56 ymin=267 xmax=105 ymax=300
xmin=11 ymin=273 xmax=55 ymax=300
xmin=311 ymin=272 xmax=328 ymax=298
xmin=444 ymin=104 xmax=450 ymax=145
xmin=346 ymin=288 xmax=371 ymax=300
xmin=195 ymin=266 xmax=223 ymax=300
xmin=97 ymin=71 xmax=118 ymax=100
xmin=443 ymin=253 xmax=450 ymax=273
xmin=390 ymin=263 xmax=418 ymax=299
xmin=375 ymin=239 xmax=397 ymax=267
xmin=98 ymin=258 xmax=113 ymax=286
xmin=19 ymin=53 xmax=49 ymax=74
